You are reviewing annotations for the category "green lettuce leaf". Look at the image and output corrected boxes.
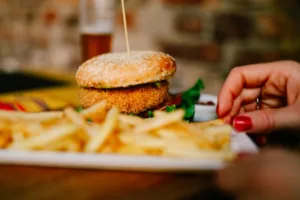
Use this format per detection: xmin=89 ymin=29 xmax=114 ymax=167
xmin=179 ymin=79 xmax=205 ymax=121
xmin=166 ymin=104 xmax=176 ymax=113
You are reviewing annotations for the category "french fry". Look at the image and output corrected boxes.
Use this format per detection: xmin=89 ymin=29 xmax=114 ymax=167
xmin=64 ymin=138 xmax=82 ymax=152
xmin=118 ymin=114 xmax=143 ymax=125
xmin=134 ymin=110 xmax=185 ymax=133
xmin=80 ymin=100 xmax=107 ymax=122
xmin=0 ymin=132 xmax=11 ymax=148
xmin=152 ymin=111 xmax=165 ymax=117
xmin=203 ymin=124 xmax=231 ymax=149
xmin=64 ymin=107 xmax=98 ymax=140
xmin=43 ymin=137 xmax=81 ymax=152
xmin=101 ymin=145 xmax=114 ymax=154
xmin=9 ymin=124 xmax=78 ymax=150
xmin=156 ymin=129 xmax=180 ymax=140
xmin=204 ymin=124 xmax=232 ymax=136
xmin=157 ymin=127 xmax=215 ymax=150
xmin=10 ymin=123 xmax=44 ymax=139
xmin=0 ymin=100 xmax=235 ymax=161
xmin=117 ymin=145 xmax=147 ymax=155
xmin=26 ymin=124 xmax=44 ymax=137
xmin=12 ymin=132 xmax=25 ymax=142
xmin=64 ymin=107 xmax=86 ymax=126
xmin=43 ymin=138 xmax=70 ymax=151
xmin=192 ymin=119 xmax=224 ymax=130
xmin=119 ymin=132 xmax=165 ymax=148
xmin=99 ymin=134 xmax=121 ymax=153
xmin=85 ymin=107 xmax=118 ymax=153
xmin=0 ymin=110 xmax=63 ymax=122
xmin=165 ymin=140 xmax=199 ymax=151
xmin=118 ymin=121 xmax=131 ymax=132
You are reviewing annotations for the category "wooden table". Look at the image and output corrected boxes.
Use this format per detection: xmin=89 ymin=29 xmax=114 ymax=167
xmin=0 ymin=165 xmax=233 ymax=200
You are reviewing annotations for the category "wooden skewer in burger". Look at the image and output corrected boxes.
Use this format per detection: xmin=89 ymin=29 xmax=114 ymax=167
xmin=76 ymin=0 xmax=177 ymax=115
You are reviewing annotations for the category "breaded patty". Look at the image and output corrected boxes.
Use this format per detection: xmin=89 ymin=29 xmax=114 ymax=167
xmin=79 ymin=81 xmax=169 ymax=114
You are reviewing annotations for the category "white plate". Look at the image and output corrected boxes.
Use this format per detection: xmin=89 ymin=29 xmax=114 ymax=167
xmin=0 ymin=94 xmax=258 ymax=172
xmin=0 ymin=131 xmax=257 ymax=172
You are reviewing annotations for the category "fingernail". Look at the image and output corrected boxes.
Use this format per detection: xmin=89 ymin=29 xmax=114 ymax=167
xmin=216 ymin=104 xmax=219 ymax=115
xmin=233 ymin=116 xmax=252 ymax=132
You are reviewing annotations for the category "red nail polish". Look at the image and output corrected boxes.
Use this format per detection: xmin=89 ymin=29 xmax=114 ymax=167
xmin=233 ymin=116 xmax=252 ymax=132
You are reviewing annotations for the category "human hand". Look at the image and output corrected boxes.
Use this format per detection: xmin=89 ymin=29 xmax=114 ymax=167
xmin=217 ymin=61 xmax=300 ymax=133
xmin=217 ymin=149 xmax=300 ymax=200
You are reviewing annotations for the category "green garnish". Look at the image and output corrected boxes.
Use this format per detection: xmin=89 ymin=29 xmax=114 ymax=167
xmin=155 ymin=82 xmax=161 ymax=88
xmin=182 ymin=79 xmax=204 ymax=101
xmin=76 ymin=107 xmax=84 ymax=113
xmin=129 ymin=113 xmax=135 ymax=116
xmin=183 ymin=104 xmax=195 ymax=118
xmin=179 ymin=79 xmax=205 ymax=121
xmin=87 ymin=118 xmax=93 ymax=122
xmin=166 ymin=104 xmax=176 ymax=113
xmin=148 ymin=111 xmax=154 ymax=118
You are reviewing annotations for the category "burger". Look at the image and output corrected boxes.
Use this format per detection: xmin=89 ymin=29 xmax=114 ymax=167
xmin=75 ymin=51 xmax=177 ymax=116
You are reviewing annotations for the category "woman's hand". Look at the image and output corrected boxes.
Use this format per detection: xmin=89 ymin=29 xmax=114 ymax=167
xmin=217 ymin=61 xmax=300 ymax=133
xmin=217 ymin=149 xmax=300 ymax=200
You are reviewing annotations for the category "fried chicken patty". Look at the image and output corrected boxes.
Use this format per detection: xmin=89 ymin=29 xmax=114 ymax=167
xmin=79 ymin=81 xmax=169 ymax=114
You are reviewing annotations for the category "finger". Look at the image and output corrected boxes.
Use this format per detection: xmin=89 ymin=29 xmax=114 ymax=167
xmin=260 ymin=98 xmax=287 ymax=109
xmin=225 ymin=106 xmax=248 ymax=124
xmin=223 ymin=104 xmax=245 ymax=124
xmin=242 ymin=98 xmax=286 ymax=113
xmin=233 ymin=105 xmax=300 ymax=133
xmin=243 ymin=101 xmax=257 ymax=112
xmin=221 ymin=88 xmax=260 ymax=122
xmin=232 ymin=88 xmax=260 ymax=115
xmin=218 ymin=61 xmax=292 ymax=117
xmin=239 ymin=105 xmax=246 ymax=114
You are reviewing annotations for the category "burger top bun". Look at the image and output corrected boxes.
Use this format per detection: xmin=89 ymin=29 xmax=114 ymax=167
xmin=76 ymin=51 xmax=176 ymax=89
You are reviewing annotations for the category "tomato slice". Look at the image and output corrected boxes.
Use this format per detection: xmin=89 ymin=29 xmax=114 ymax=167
xmin=168 ymin=94 xmax=182 ymax=106
xmin=0 ymin=102 xmax=16 ymax=111
xmin=14 ymin=103 xmax=26 ymax=112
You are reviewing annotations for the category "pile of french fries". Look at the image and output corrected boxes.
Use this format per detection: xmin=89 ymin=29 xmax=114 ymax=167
xmin=0 ymin=101 xmax=235 ymax=160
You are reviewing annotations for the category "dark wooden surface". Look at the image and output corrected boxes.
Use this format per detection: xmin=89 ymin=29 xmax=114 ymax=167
xmin=3 ymin=131 xmax=298 ymax=200
xmin=0 ymin=165 xmax=234 ymax=200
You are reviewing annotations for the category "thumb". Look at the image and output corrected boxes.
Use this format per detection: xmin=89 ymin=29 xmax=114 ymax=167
xmin=233 ymin=106 xmax=300 ymax=133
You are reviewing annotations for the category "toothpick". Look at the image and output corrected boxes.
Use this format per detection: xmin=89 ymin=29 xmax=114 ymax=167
xmin=121 ymin=0 xmax=130 ymax=56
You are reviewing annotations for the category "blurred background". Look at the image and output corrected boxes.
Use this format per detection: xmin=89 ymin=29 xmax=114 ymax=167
xmin=1 ymin=0 xmax=300 ymax=94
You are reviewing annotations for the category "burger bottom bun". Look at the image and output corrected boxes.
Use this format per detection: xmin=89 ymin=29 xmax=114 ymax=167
xmin=79 ymin=81 xmax=169 ymax=114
